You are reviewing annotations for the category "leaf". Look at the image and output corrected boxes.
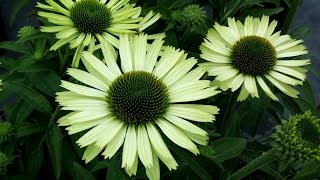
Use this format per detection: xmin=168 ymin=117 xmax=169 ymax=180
xmin=169 ymin=143 xmax=213 ymax=180
xmin=73 ymin=162 xmax=96 ymax=180
xmin=158 ymin=0 xmax=193 ymax=9
xmin=28 ymin=72 xmax=61 ymax=97
xmin=289 ymin=26 xmax=312 ymax=39
xmin=240 ymin=7 xmax=284 ymax=17
xmin=296 ymin=81 xmax=316 ymax=106
xmin=293 ymin=161 xmax=320 ymax=179
xmin=90 ymin=160 xmax=110 ymax=173
xmin=4 ymin=82 xmax=52 ymax=114
xmin=15 ymin=123 xmax=47 ymax=138
xmin=0 ymin=41 xmax=31 ymax=54
xmin=106 ymin=156 xmax=131 ymax=180
xmin=240 ymin=0 xmax=280 ymax=7
xmin=46 ymin=124 xmax=62 ymax=180
xmin=224 ymin=111 xmax=241 ymax=137
xmin=210 ymin=138 xmax=247 ymax=163
xmin=10 ymin=100 xmax=33 ymax=124
xmin=293 ymin=98 xmax=320 ymax=117
xmin=26 ymin=148 xmax=44 ymax=177
xmin=220 ymin=0 xmax=242 ymax=23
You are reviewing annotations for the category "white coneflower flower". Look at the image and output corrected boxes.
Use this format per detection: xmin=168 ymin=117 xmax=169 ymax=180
xmin=200 ymin=15 xmax=310 ymax=101
xmin=37 ymin=0 xmax=161 ymax=67
xmin=56 ymin=34 xmax=220 ymax=180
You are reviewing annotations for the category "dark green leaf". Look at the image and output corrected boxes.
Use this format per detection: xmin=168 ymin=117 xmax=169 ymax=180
xmin=26 ymin=148 xmax=44 ymax=177
xmin=16 ymin=123 xmax=47 ymax=138
xmin=220 ymin=0 xmax=242 ymax=23
xmin=73 ymin=162 xmax=96 ymax=180
xmin=106 ymin=156 xmax=131 ymax=180
xmin=170 ymin=143 xmax=213 ymax=180
xmin=90 ymin=160 xmax=110 ymax=173
xmin=240 ymin=7 xmax=284 ymax=17
xmin=210 ymin=138 xmax=247 ymax=163
xmin=289 ymin=26 xmax=312 ymax=39
xmin=224 ymin=111 xmax=241 ymax=137
xmin=296 ymin=81 xmax=316 ymax=106
xmin=47 ymin=125 xmax=62 ymax=180
xmin=4 ymin=82 xmax=52 ymax=114
xmin=0 ymin=41 xmax=31 ymax=54
xmin=28 ymin=72 xmax=61 ymax=97
xmin=158 ymin=0 xmax=192 ymax=9
xmin=293 ymin=161 xmax=320 ymax=179
xmin=293 ymin=98 xmax=320 ymax=117
xmin=10 ymin=100 xmax=33 ymax=124
xmin=240 ymin=0 xmax=280 ymax=7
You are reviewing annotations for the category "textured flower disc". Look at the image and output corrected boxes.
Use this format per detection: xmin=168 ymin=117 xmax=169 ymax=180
xmin=231 ymin=35 xmax=276 ymax=75
xmin=107 ymin=71 xmax=169 ymax=125
xmin=296 ymin=117 xmax=320 ymax=148
xmin=200 ymin=15 xmax=310 ymax=101
xmin=70 ymin=0 xmax=112 ymax=34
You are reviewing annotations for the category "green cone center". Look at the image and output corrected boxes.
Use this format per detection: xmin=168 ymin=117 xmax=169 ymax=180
xmin=70 ymin=0 xmax=112 ymax=34
xmin=107 ymin=71 xmax=170 ymax=125
xmin=231 ymin=35 xmax=277 ymax=75
xmin=296 ymin=118 xmax=320 ymax=148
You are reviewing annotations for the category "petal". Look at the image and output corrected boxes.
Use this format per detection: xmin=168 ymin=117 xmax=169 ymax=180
xmin=67 ymin=68 xmax=108 ymax=91
xmin=167 ymin=104 xmax=218 ymax=122
xmin=244 ymin=75 xmax=259 ymax=98
xmin=121 ymin=125 xmax=138 ymax=169
xmin=60 ymin=80 xmax=106 ymax=98
xmin=82 ymin=144 xmax=103 ymax=163
xmin=119 ymin=34 xmax=133 ymax=72
xmin=103 ymin=125 xmax=127 ymax=159
xmin=146 ymin=151 xmax=160 ymax=180
xmin=256 ymin=76 xmax=278 ymax=101
xmin=137 ymin=125 xmax=153 ymax=168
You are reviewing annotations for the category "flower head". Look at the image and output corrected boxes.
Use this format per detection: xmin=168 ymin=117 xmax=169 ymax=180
xmin=17 ymin=26 xmax=37 ymax=39
xmin=271 ymin=111 xmax=320 ymax=162
xmin=0 ymin=152 xmax=11 ymax=174
xmin=37 ymin=0 xmax=161 ymax=67
xmin=56 ymin=34 xmax=220 ymax=180
xmin=200 ymin=16 xmax=310 ymax=101
xmin=0 ymin=121 xmax=14 ymax=144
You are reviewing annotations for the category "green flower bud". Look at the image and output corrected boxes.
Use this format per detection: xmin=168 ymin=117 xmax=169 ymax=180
xmin=271 ymin=111 xmax=320 ymax=162
xmin=172 ymin=5 xmax=207 ymax=27
xmin=17 ymin=26 xmax=37 ymax=39
xmin=0 ymin=121 xmax=14 ymax=144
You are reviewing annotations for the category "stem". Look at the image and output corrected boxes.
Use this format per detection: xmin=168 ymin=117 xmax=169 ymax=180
xmin=59 ymin=47 xmax=70 ymax=75
xmin=221 ymin=92 xmax=237 ymax=132
xmin=227 ymin=148 xmax=278 ymax=180
xmin=49 ymin=105 xmax=61 ymax=126
xmin=281 ymin=0 xmax=302 ymax=34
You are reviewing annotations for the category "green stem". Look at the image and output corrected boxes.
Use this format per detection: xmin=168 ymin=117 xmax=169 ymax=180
xmin=59 ymin=47 xmax=70 ymax=75
xmin=281 ymin=0 xmax=302 ymax=34
xmin=221 ymin=92 xmax=237 ymax=133
xmin=49 ymin=105 xmax=61 ymax=126
xmin=227 ymin=148 xmax=278 ymax=180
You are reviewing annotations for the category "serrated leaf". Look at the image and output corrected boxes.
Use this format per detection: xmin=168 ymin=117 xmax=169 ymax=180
xmin=73 ymin=162 xmax=96 ymax=180
xmin=47 ymin=124 xmax=62 ymax=180
xmin=169 ymin=143 xmax=213 ymax=180
xmin=4 ymin=82 xmax=52 ymax=114
xmin=15 ymin=123 xmax=47 ymax=138
xmin=210 ymin=138 xmax=247 ymax=163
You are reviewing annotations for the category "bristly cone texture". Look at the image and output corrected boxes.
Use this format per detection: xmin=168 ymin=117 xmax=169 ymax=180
xmin=271 ymin=111 xmax=320 ymax=162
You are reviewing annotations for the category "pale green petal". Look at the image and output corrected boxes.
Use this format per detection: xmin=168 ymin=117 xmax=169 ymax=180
xmin=124 ymin=153 xmax=138 ymax=176
xmin=202 ymin=39 xmax=230 ymax=56
xmin=119 ymin=34 xmax=133 ymax=72
xmin=146 ymin=151 xmax=160 ymax=180
xmin=237 ymin=85 xmax=250 ymax=101
xmin=50 ymin=33 xmax=78 ymax=51
xmin=60 ymin=0 xmax=73 ymax=9
xmin=273 ymin=66 xmax=307 ymax=80
xmin=152 ymin=47 xmax=183 ymax=79
xmin=139 ymin=12 xmax=161 ymax=31
xmin=61 ymin=80 xmax=106 ymax=98
xmin=276 ymin=59 xmax=310 ymax=67
xmin=137 ymin=125 xmax=153 ymax=168
xmin=71 ymin=42 xmax=85 ymax=67
xmin=275 ymin=39 xmax=303 ymax=52
xmin=156 ymin=119 xmax=199 ymax=154
xmin=38 ymin=11 xmax=73 ymax=25
xmin=265 ymin=74 xmax=299 ymax=98
xmin=82 ymin=144 xmax=103 ymax=163
xmin=60 ymin=110 xmax=110 ymax=125
xmin=67 ymin=68 xmax=108 ymax=91
xmin=264 ymin=20 xmax=278 ymax=38
xmin=277 ymin=45 xmax=308 ymax=58
xmin=164 ymin=114 xmax=208 ymax=136
xmin=269 ymin=71 xmax=303 ymax=85
xmin=244 ymin=16 xmax=254 ymax=36
xmin=244 ymin=75 xmax=259 ymax=98
xmin=132 ymin=34 xmax=147 ymax=71
xmin=229 ymin=73 xmax=245 ymax=92
xmin=46 ymin=0 xmax=70 ymax=16
xmin=65 ymin=118 xmax=106 ymax=134
xmin=95 ymin=120 xmax=125 ymax=148
xmin=69 ymin=33 xmax=86 ymax=49
xmin=182 ymin=130 xmax=209 ymax=145
xmin=103 ymin=125 xmax=127 ymax=159
xmin=256 ymin=15 xmax=269 ymax=37
xmin=110 ymin=0 xmax=130 ymax=13
xmin=170 ymin=87 xmax=220 ymax=103
xmin=81 ymin=51 xmax=117 ymax=83
xmin=227 ymin=17 xmax=241 ymax=39
xmin=214 ymin=23 xmax=238 ymax=45
xmin=145 ymin=38 xmax=164 ymax=72
xmin=121 ymin=125 xmax=138 ymax=169
xmin=146 ymin=123 xmax=178 ymax=170
xmin=171 ymin=67 xmax=206 ymax=86
xmin=167 ymin=104 xmax=218 ymax=122
xmin=40 ymin=26 xmax=71 ymax=33
xmin=256 ymin=76 xmax=278 ymax=101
